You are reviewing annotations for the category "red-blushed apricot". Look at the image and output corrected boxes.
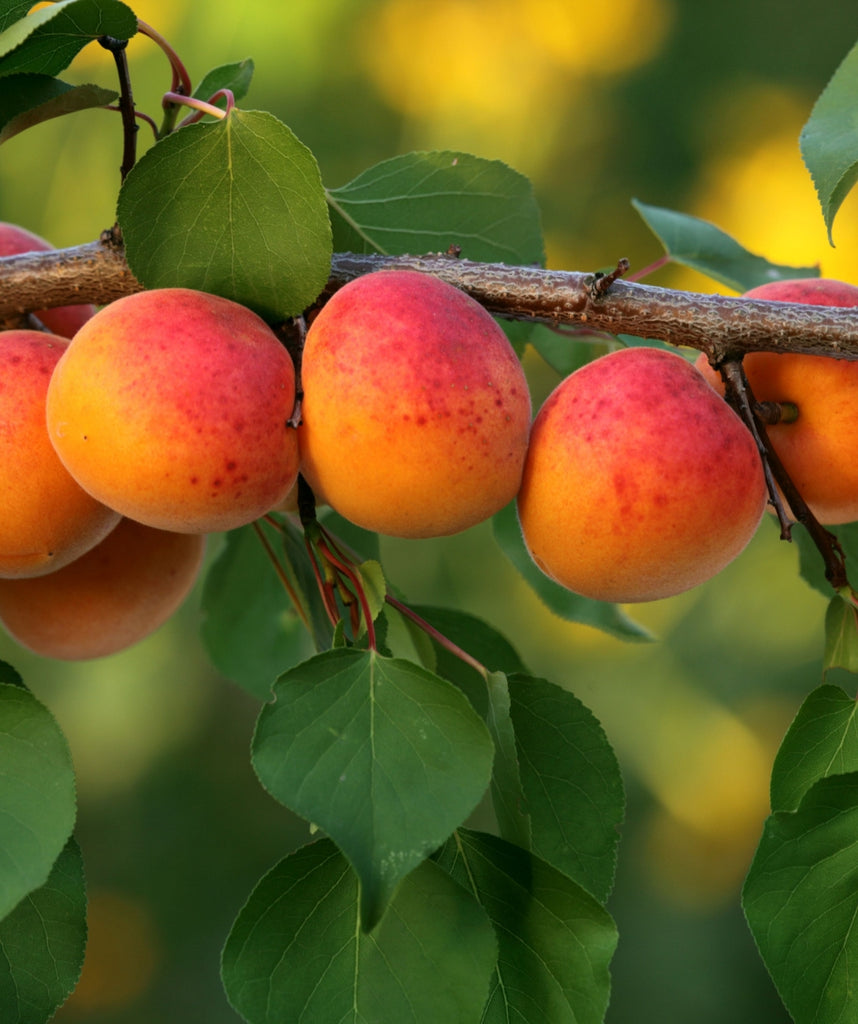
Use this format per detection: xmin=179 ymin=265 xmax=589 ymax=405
xmin=298 ymin=270 xmax=532 ymax=538
xmin=695 ymin=278 xmax=858 ymax=525
xmin=0 ymin=222 xmax=95 ymax=336
xmin=517 ymin=347 xmax=768 ymax=603
xmin=0 ymin=330 xmax=120 ymax=577
xmin=46 ymin=288 xmax=300 ymax=533
xmin=0 ymin=518 xmax=206 ymax=660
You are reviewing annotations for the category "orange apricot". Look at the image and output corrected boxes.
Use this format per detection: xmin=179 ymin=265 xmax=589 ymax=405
xmin=517 ymin=347 xmax=768 ymax=603
xmin=695 ymin=277 xmax=858 ymax=525
xmin=46 ymin=288 xmax=300 ymax=533
xmin=0 ymin=330 xmax=120 ymax=577
xmin=298 ymin=270 xmax=532 ymax=537
xmin=0 ymin=222 xmax=95 ymax=336
xmin=0 ymin=518 xmax=206 ymax=660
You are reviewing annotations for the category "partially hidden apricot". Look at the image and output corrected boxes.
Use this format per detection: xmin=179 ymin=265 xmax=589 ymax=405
xmin=0 ymin=518 xmax=205 ymax=660
xmin=695 ymin=277 xmax=858 ymax=525
xmin=298 ymin=270 xmax=532 ymax=538
xmin=517 ymin=347 xmax=768 ymax=603
xmin=46 ymin=288 xmax=300 ymax=533
xmin=0 ymin=222 xmax=95 ymax=336
xmin=0 ymin=330 xmax=120 ymax=577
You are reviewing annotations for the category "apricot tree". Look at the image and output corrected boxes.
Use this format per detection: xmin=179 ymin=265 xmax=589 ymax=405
xmin=2 ymin=4 xmax=858 ymax=1023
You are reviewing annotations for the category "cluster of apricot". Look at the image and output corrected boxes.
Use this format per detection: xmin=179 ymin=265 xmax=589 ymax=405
xmin=2 ymin=216 xmax=856 ymax=661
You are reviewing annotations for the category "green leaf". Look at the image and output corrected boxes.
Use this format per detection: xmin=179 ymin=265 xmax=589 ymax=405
xmin=327 ymin=150 xmax=545 ymax=265
xmin=251 ymin=648 xmax=494 ymax=929
xmin=492 ymin=502 xmax=653 ymax=642
xmin=0 ymin=74 xmax=115 ymax=144
xmin=0 ymin=3 xmax=33 ymax=35
xmin=632 ymin=199 xmax=819 ymax=292
xmin=794 ymin=521 xmax=858 ymax=598
xmin=193 ymin=58 xmax=254 ymax=105
xmin=0 ymin=0 xmax=137 ymax=79
xmin=0 ymin=838 xmax=87 ymax=1024
xmin=0 ymin=683 xmax=76 ymax=922
xmin=199 ymin=523 xmax=313 ymax=701
xmin=509 ymin=674 xmax=624 ymax=903
xmin=800 ymin=37 xmax=858 ymax=244
xmin=824 ymin=594 xmax=858 ymax=677
xmin=486 ymin=671 xmax=531 ymax=851
xmin=221 ymin=838 xmax=497 ymax=1024
xmin=435 ymin=829 xmax=618 ymax=1024
xmin=117 ymin=110 xmax=332 ymax=321
xmin=743 ymin=772 xmax=858 ymax=1024
xmin=769 ymin=684 xmax=858 ymax=813
xmin=0 ymin=661 xmax=22 ymax=688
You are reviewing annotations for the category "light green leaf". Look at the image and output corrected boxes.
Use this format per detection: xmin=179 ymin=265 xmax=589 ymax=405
xmin=251 ymin=648 xmax=494 ymax=929
xmin=0 ymin=3 xmax=33 ymax=35
xmin=632 ymin=199 xmax=819 ymax=292
xmin=509 ymin=674 xmax=624 ymax=902
xmin=769 ymin=684 xmax=858 ymax=813
xmin=0 ymin=0 xmax=137 ymax=78
xmin=493 ymin=502 xmax=653 ymax=641
xmin=193 ymin=58 xmax=254 ymax=105
xmin=800 ymin=37 xmax=858 ymax=244
xmin=824 ymin=595 xmax=858 ymax=677
xmin=0 ymin=73 xmax=115 ymax=144
xmin=486 ymin=671 xmax=531 ymax=851
xmin=0 ymin=683 xmax=76 ymax=921
xmin=327 ymin=150 xmax=545 ymax=265
xmin=743 ymin=772 xmax=858 ymax=1024
xmin=222 ymin=838 xmax=496 ymax=1024
xmin=435 ymin=829 xmax=618 ymax=1024
xmin=0 ymin=838 xmax=87 ymax=1024
xmin=199 ymin=523 xmax=314 ymax=701
xmin=117 ymin=110 xmax=332 ymax=320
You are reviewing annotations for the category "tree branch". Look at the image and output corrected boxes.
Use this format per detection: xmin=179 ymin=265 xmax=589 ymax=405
xmin=2 ymin=243 xmax=858 ymax=362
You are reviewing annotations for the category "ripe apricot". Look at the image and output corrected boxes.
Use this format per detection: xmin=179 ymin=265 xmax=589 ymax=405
xmin=695 ymin=278 xmax=858 ymax=525
xmin=0 ymin=222 xmax=95 ymax=336
xmin=46 ymin=288 xmax=300 ymax=533
xmin=0 ymin=330 xmax=120 ymax=577
xmin=298 ymin=270 xmax=532 ymax=537
xmin=517 ymin=347 xmax=768 ymax=603
xmin=0 ymin=518 xmax=205 ymax=660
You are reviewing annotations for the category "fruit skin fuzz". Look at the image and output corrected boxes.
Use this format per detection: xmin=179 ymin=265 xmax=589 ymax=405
xmin=298 ymin=269 xmax=532 ymax=538
xmin=517 ymin=346 xmax=768 ymax=603
xmin=45 ymin=288 xmax=300 ymax=534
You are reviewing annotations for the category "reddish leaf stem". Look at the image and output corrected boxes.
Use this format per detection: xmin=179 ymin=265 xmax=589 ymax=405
xmin=384 ymin=595 xmax=490 ymax=680
xmin=250 ymin=520 xmax=312 ymax=632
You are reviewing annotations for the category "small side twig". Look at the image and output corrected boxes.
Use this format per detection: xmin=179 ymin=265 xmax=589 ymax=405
xmin=589 ymin=257 xmax=631 ymax=299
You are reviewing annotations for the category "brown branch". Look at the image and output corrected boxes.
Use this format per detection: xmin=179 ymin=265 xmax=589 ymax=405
xmin=2 ymin=245 xmax=858 ymax=363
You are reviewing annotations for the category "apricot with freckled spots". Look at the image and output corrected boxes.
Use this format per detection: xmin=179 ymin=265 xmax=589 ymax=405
xmin=516 ymin=347 xmax=767 ymax=603
xmin=0 ymin=330 xmax=120 ymax=578
xmin=46 ymin=288 xmax=300 ymax=533
xmin=298 ymin=270 xmax=532 ymax=538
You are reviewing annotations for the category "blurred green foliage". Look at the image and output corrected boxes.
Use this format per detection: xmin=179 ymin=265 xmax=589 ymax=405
xmin=3 ymin=1 xmax=858 ymax=1020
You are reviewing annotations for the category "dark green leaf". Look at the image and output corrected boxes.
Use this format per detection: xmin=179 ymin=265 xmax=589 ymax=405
xmin=435 ymin=829 xmax=617 ymax=1024
xmin=193 ymin=58 xmax=254 ymax=105
xmin=800 ymin=37 xmax=858 ymax=244
xmin=743 ymin=772 xmax=858 ymax=1024
xmin=509 ymin=674 xmax=624 ymax=902
xmin=222 ymin=838 xmax=497 ymax=1024
xmin=769 ymin=684 xmax=858 ymax=813
xmin=199 ymin=523 xmax=313 ymax=700
xmin=0 ymin=838 xmax=86 ymax=1023
xmin=0 ymin=683 xmax=76 ymax=921
xmin=824 ymin=594 xmax=858 ymax=677
xmin=252 ymin=648 xmax=494 ymax=929
xmin=0 ymin=74 xmax=115 ymax=144
xmin=492 ymin=502 xmax=653 ymax=641
xmin=0 ymin=3 xmax=33 ymax=35
xmin=529 ymin=324 xmax=612 ymax=377
xmin=0 ymin=0 xmax=137 ymax=79
xmin=794 ymin=521 xmax=858 ymax=597
xmin=486 ymin=671 xmax=531 ymax=850
xmin=632 ymin=199 xmax=819 ymax=292
xmin=0 ymin=661 xmax=22 ymax=688
xmin=117 ymin=110 xmax=332 ymax=321
xmin=327 ymin=150 xmax=545 ymax=265
xmin=278 ymin=515 xmax=336 ymax=651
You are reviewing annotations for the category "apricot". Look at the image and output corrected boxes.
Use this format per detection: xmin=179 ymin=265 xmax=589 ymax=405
xmin=695 ymin=278 xmax=858 ymax=525
xmin=0 ymin=330 xmax=120 ymax=577
xmin=0 ymin=518 xmax=205 ymax=660
xmin=0 ymin=222 xmax=95 ymax=336
xmin=46 ymin=288 xmax=300 ymax=533
xmin=516 ymin=347 xmax=768 ymax=603
xmin=298 ymin=270 xmax=532 ymax=537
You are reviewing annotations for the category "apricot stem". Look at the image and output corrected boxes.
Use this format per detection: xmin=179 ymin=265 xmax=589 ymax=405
xmin=754 ymin=400 xmax=800 ymax=425
xmin=99 ymin=35 xmax=137 ymax=181
xmin=136 ymin=19 xmax=192 ymax=97
xmin=163 ymin=92 xmax=230 ymax=124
